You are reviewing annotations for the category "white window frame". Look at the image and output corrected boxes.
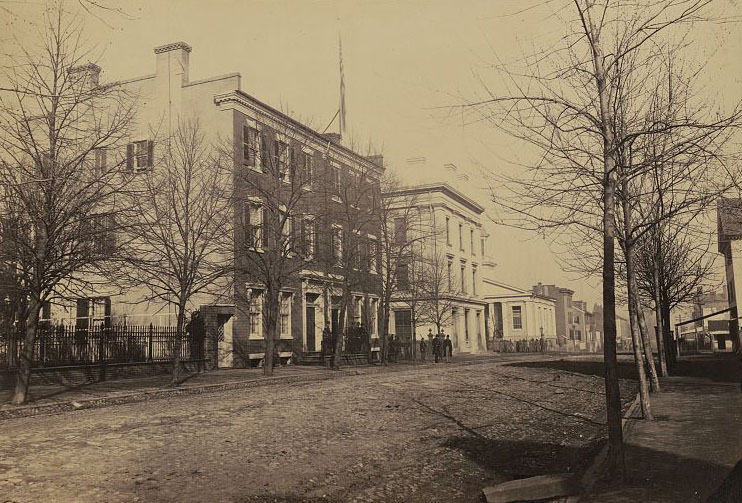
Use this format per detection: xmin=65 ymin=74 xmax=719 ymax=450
xmin=248 ymin=290 xmax=263 ymax=340
xmin=512 ymin=305 xmax=523 ymax=330
xmin=279 ymin=292 xmax=293 ymax=339
xmin=245 ymin=198 xmax=263 ymax=251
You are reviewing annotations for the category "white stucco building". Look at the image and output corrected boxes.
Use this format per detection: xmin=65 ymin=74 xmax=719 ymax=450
xmin=482 ymin=278 xmax=558 ymax=349
xmin=383 ymin=177 xmax=495 ymax=354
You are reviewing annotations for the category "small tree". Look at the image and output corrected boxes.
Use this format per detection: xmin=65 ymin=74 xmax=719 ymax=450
xmin=0 ymin=5 xmax=135 ymax=404
xmin=416 ymin=247 xmax=464 ymax=340
xmin=122 ymin=118 xmax=232 ymax=385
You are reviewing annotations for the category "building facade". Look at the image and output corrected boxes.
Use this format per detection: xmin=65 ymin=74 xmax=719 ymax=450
xmin=483 ymin=279 xmax=558 ymax=349
xmin=383 ymin=182 xmax=494 ymax=354
xmin=48 ymin=42 xmax=383 ymax=367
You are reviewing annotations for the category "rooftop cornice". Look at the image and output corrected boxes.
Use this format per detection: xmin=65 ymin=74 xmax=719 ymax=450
xmin=214 ymin=90 xmax=383 ymax=175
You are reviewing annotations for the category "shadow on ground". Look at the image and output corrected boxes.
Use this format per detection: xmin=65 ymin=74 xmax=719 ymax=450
xmin=506 ymin=353 xmax=740 ymax=384
xmin=443 ymin=436 xmax=603 ymax=479
xmin=590 ymin=442 xmax=738 ymax=503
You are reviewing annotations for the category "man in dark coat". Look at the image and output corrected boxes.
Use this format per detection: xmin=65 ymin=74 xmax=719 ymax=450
xmin=419 ymin=336 xmax=427 ymax=362
xmin=432 ymin=333 xmax=442 ymax=363
xmin=444 ymin=333 xmax=453 ymax=363
xmin=321 ymin=322 xmax=332 ymax=367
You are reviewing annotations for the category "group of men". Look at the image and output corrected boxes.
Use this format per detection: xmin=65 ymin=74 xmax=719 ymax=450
xmin=418 ymin=329 xmax=453 ymax=363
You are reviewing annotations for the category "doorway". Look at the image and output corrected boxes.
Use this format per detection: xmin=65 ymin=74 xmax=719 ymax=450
xmin=306 ymin=306 xmax=316 ymax=352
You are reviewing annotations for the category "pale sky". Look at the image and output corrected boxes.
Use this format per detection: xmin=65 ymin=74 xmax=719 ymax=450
xmin=4 ymin=0 xmax=740 ymax=307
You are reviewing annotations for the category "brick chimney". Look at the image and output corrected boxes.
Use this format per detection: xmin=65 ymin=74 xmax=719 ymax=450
xmin=70 ymin=63 xmax=101 ymax=90
xmin=154 ymin=42 xmax=191 ymax=84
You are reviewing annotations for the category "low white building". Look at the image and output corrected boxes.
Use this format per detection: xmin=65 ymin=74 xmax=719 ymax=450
xmin=482 ymin=278 xmax=558 ymax=349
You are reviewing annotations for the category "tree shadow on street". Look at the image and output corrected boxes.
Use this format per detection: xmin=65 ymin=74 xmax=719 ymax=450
xmin=508 ymin=353 xmax=740 ymax=384
xmin=505 ymin=358 xmax=640 ymax=380
xmin=443 ymin=435 xmax=603 ymax=479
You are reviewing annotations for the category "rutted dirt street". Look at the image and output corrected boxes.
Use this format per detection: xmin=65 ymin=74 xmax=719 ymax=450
xmin=0 ymin=357 xmax=636 ymax=502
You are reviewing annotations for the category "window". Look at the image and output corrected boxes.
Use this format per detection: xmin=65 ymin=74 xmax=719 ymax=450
xmin=447 ymin=259 xmax=453 ymax=290
xmin=280 ymin=293 xmax=291 ymax=337
xmin=126 ymin=140 xmax=153 ymax=171
xmin=575 ymin=314 xmax=580 ymax=324
xmin=279 ymin=207 xmax=292 ymax=247
xmin=472 ymin=265 xmax=477 ymax=296
xmin=396 ymin=260 xmax=409 ymax=290
xmin=476 ymin=311 xmax=482 ymax=338
xmin=368 ymin=237 xmax=378 ymax=273
xmin=446 ymin=216 xmax=451 ymax=246
xmin=332 ymin=226 xmax=343 ymax=264
xmin=331 ymin=165 xmax=341 ymax=195
xmin=470 ymin=229 xmax=475 ymax=254
xmin=244 ymin=201 xmax=263 ymax=249
xmin=459 ymin=223 xmax=463 ymax=250
xmin=93 ymin=148 xmax=106 ymax=177
xmin=464 ymin=309 xmax=470 ymax=341
xmin=302 ymin=151 xmax=313 ymax=186
xmin=481 ymin=237 xmax=486 ymax=256
xmin=460 ymin=263 xmax=466 ymax=293
xmin=512 ymin=306 xmax=522 ymax=330
xmin=249 ymin=292 xmax=262 ymax=337
xmin=275 ymin=141 xmax=289 ymax=181
xmin=300 ymin=217 xmax=315 ymax=259
xmin=394 ymin=217 xmax=406 ymax=247
xmin=242 ymin=126 xmax=258 ymax=167
xmin=90 ymin=213 xmax=115 ymax=257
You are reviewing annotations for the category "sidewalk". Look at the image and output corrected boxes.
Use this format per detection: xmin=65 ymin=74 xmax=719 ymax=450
xmin=584 ymin=356 xmax=742 ymax=502
xmin=0 ymin=352 xmax=534 ymax=420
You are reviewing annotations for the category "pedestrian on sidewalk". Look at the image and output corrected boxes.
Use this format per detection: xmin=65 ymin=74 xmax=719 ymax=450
xmin=444 ymin=333 xmax=453 ymax=363
xmin=432 ymin=333 xmax=442 ymax=363
xmin=321 ymin=322 xmax=332 ymax=368
xmin=419 ymin=336 xmax=427 ymax=362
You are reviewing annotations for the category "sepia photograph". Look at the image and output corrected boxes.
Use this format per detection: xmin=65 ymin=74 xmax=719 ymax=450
xmin=0 ymin=1 xmax=741 ymax=501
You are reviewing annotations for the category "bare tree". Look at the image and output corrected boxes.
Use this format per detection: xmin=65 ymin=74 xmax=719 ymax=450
xmin=122 ymin=118 xmax=232 ymax=385
xmin=233 ymin=120 xmax=318 ymax=376
xmin=319 ymin=150 xmax=381 ymax=370
xmin=377 ymin=176 xmax=433 ymax=364
xmin=416 ymin=247 xmax=464 ymax=341
xmin=0 ymin=5 xmax=135 ymax=404
xmin=465 ymin=0 xmax=737 ymax=473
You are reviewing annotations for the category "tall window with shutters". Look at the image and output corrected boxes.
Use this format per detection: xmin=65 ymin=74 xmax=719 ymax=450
xmin=242 ymin=126 xmax=258 ymax=168
xmin=280 ymin=293 xmax=291 ymax=337
xmin=248 ymin=292 xmax=263 ymax=338
xmin=302 ymin=151 xmax=314 ymax=187
xmin=93 ymin=148 xmax=106 ymax=177
xmin=126 ymin=140 xmax=153 ymax=172
xmin=244 ymin=201 xmax=263 ymax=249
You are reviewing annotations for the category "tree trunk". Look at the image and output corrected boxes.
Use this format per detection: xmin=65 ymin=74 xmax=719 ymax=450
xmin=12 ymin=297 xmax=41 ymax=405
xmin=171 ymin=299 xmax=187 ymax=386
xmin=381 ymin=300 xmax=390 ymax=366
xmin=264 ymin=285 xmax=279 ymax=377
xmin=637 ymin=308 xmax=660 ymax=392
xmin=660 ymin=296 xmax=677 ymax=369
xmin=652 ymin=268 xmax=668 ymax=376
xmin=333 ymin=288 xmax=350 ymax=370
xmin=586 ymin=5 xmax=625 ymax=473
xmin=627 ymin=267 xmax=653 ymax=419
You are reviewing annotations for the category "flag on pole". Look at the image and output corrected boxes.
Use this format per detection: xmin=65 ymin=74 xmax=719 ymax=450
xmin=338 ymin=33 xmax=346 ymax=138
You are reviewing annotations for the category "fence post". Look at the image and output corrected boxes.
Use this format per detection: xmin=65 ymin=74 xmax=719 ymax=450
xmin=148 ymin=324 xmax=153 ymax=362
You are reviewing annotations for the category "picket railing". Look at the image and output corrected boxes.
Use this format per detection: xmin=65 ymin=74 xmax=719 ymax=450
xmin=0 ymin=323 xmax=203 ymax=369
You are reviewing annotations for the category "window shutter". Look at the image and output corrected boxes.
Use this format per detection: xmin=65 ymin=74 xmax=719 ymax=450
xmin=104 ymin=297 xmax=112 ymax=328
xmin=76 ymin=298 xmax=89 ymax=329
xmin=263 ymin=206 xmax=271 ymax=249
xmin=313 ymin=221 xmax=321 ymax=257
xmin=244 ymin=205 xmax=252 ymax=247
xmin=126 ymin=143 xmax=134 ymax=172
xmin=290 ymin=215 xmax=297 ymax=252
xmin=260 ymin=133 xmax=268 ymax=170
xmin=147 ymin=140 xmax=154 ymax=168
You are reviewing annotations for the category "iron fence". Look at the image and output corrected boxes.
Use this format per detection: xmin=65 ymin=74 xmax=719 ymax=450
xmin=0 ymin=323 xmax=204 ymax=369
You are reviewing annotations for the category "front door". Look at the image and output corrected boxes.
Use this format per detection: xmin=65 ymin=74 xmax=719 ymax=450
xmin=306 ymin=306 xmax=316 ymax=352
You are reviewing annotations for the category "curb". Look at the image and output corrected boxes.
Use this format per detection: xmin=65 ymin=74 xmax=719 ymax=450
xmin=0 ymin=355 xmax=524 ymax=421
xmin=564 ymin=392 xmax=641 ymax=503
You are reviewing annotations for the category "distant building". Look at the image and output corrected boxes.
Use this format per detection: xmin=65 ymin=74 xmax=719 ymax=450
xmin=482 ymin=279 xmax=557 ymax=349
xmin=716 ymin=197 xmax=742 ymax=350
xmin=532 ymin=284 xmax=573 ymax=348
xmin=675 ymin=290 xmax=733 ymax=353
